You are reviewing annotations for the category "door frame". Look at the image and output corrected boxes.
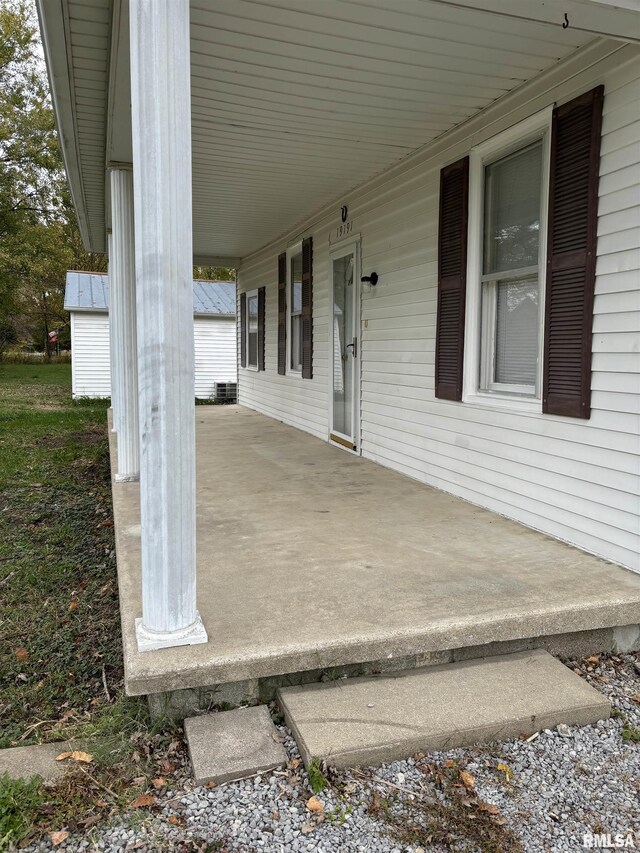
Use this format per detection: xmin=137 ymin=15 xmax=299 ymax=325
xmin=328 ymin=236 xmax=361 ymax=454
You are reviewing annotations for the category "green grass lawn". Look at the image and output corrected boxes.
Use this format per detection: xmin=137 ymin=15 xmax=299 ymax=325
xmin=0 ymin=364 xmax=181 ymax=846
xmin=0 ymin=363 xmax=130 ymax=748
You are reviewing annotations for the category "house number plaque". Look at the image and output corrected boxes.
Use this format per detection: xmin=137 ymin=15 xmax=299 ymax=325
xmin=335 ymin=220 xmax=353 ymax=239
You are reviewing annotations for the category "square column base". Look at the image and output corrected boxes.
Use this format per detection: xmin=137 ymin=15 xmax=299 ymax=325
xmin=135 ymin=612 xmax=208 ymax=652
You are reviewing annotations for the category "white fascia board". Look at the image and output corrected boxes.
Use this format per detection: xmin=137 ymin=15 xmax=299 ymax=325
xmin=36 ymin=0 xmax=94 ymax=250
xmin=429 ymin=0 xmax=640 ymax=43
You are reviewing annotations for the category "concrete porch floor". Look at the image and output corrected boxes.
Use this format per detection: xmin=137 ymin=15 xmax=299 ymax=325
xmin=112 ymin=406 xmax=640 ymax=699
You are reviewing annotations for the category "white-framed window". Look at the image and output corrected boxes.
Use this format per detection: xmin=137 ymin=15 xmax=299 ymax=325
xmin=246 ymin=288 xmax=259 ymax=370
xmin=288 ymin=245 xmax=303 ymax=373
xmin=464 ymin=108 xmax=551 ymax=411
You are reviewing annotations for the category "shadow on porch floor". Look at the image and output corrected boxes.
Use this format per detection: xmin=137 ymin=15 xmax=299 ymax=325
xmin=111 ymin=405 xmax=640 ymax=699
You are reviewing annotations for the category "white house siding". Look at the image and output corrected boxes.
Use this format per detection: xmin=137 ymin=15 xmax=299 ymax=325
xmin=70 ymin=312 xmax=111 ymax=398
xmin=237 ymin=43 xmax=640 ymax=572
xmin=193 ymin=316 xmax=237 ymax=398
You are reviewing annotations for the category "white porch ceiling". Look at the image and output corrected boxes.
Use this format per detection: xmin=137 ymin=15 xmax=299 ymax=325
xmin=41 ymin=0 xmax=603 ymax=259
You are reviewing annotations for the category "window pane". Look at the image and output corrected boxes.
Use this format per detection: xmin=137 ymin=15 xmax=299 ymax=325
xmin=248 ymin=295 xmax=258 ymax=367
xmin=495 ymin=277 xmax=538 ymax=387
xmin=291 ymin=314 xmax=301 ymax=370
xmin=291 ymin=253 xmax=302 ymax=314
xmin=484 ymin=141 xmax=542 ymax=275
xmin=290 ymin=252 xmax=303 ymax=370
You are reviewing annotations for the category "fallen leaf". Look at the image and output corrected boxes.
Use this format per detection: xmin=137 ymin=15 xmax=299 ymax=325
xmin=289 ymin=757 xmax=301 ymax=769
xmin=478 ymin=802 xmax=500 ymax=815
xmin=95 ymin=800 xmax=108 ymax=808
xmin=271 ymin=732 xmax=285 ymax=743
xmin=68 ymin=601 xmax=78 ymax=612
xmin=151 ymin=778 xmax=167 ymax=789
xmin=205 ymin=781 xmax=217 ymax=789
xmin=587 ymin=655 xmax=600 ymax=665
xmin=496 ymin=762 xmax=513 ymax=782
xmin=631 ymin=695 xmax=640 ymax=704
xmin=444 ymin=759 xmax=456 ymax=768
xmin=306 ymin=796 xmax=324 ymax=813
xmin=301 ymin=823 xmax=316 ymax=834
xmin=168 ymin=815 xmax=183 ymax=826
xmin=459 ymin=770 xmax=475 ymax=790
xmin=160 ymin=759 xmax=175 ymax=774
xmin=55 ymin=751 xmax=93 ymax=764
xmin=133 ymin=776 xmax=147 ymax=786
xmin=272 ymin=809 xmax=280 ymax=821
xmin=50 ymin=831 xmax=70 ymax=846
xmin=15 ymin=648 xmax=29 ymax=662
xmin=79 ymin=815 xmax=101 ymax=827
xmin=131 ymin=794 xmax=155 ymax=808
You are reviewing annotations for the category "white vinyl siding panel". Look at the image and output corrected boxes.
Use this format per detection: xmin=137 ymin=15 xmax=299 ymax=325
xmin=71 ymin=312 xmax=111 ymax=398
xmin=238 ymin=46 xmax=640 ymax=573
xmin=194 ymin=316 xmax=237 ymax=398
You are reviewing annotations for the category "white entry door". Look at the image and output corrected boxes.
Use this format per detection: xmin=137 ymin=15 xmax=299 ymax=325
xmin=329 ymin=240 xmax=360 ymax=452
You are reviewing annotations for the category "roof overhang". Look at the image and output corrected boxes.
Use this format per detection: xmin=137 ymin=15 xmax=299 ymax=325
xmin=37 ymin=0 xmax=640 ymax=261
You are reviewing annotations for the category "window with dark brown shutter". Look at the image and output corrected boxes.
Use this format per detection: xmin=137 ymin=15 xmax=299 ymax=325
xmin=257 ymin=286 xmax=265 ymax=371
xmin=277 ymin=252 xmax=286 ymax=375
xmin=435 ymin=157 xmax=469 ymax=401
xmin=543 ymin=85 xmax=603 ymax=419
xmin=301 ymin=236 xmax=313 ymax=379
xmin=240 ymin=291 xmax=247 ymax=369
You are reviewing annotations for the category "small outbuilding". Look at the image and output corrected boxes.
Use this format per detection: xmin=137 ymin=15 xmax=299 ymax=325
xmin=64 ymin=271 xmax=236 ymax=399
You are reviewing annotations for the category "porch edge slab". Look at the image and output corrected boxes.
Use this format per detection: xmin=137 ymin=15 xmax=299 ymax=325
xmin=108 ymin=409 xmax=640 ymax=698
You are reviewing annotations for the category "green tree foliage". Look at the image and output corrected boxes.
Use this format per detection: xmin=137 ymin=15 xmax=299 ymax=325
xmin=0 ymin=0 xmax=105 ymax=355
xmin=193 ymin=265 xmax=236 ymax=282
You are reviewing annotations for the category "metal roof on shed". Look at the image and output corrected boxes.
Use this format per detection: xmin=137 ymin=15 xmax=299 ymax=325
xmin=64 ymin=271 xmax=236 ymax=316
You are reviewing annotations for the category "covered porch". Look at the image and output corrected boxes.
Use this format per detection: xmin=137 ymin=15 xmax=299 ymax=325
xmin=112 ymin=406 xmax=640 ymax=703
xmin=37 ymin=0 xmax=640 ymax=664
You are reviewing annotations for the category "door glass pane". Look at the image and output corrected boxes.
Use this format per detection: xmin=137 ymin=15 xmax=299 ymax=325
xmin=484 ymin=141 xmax=542 ymax=275
xmin=494 ymin=277 xmax=538 ymax=386
xmin=332 ymin=253 xmax=354 ymax=437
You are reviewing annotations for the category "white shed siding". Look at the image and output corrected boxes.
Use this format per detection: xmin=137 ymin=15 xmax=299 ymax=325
xmin=194 ymin=316 xmax=237 ymax=398
xmin=71 ymin=313 xmax=237 ymax=400
xmin=70 ymin=312 xmax=111 ymax=398
xmin=237 ymin=44 xmax=640 ymax=572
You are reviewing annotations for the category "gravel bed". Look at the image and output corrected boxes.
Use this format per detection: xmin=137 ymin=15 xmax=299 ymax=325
xmin=23 ymin=652 xmax=640 ymax=853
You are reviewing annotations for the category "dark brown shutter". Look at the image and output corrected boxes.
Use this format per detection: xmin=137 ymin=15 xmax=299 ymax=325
xmin=257 ymin=286 xmax=265 ymax=371
xmin=277 ymin=252 xmax=286 ymax=375
xmin=435 ymin=157 xmax=469 ymax=401
xmin=543 ymin=85 xmax=603 ymax=419
xmin=301 ymin=236 xmax=313 ymax=379
xmin=240 ymin=291 xmax=247 ymax=368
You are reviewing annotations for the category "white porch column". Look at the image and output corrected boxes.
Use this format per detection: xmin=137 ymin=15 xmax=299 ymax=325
xmin=130 ymin=0 xmax=207 ymax=650
xmin=109 ymin=167 xmax=139 ymax=481
xmin=107 ymin=231 xmax=122 ymax=433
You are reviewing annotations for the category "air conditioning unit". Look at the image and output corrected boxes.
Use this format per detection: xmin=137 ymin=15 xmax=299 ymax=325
xmin=213 ymin=382 xmax=237 ymax=403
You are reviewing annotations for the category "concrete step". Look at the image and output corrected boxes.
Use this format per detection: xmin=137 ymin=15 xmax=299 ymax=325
xmin=277 ymin=649 xmax=610 ymax=769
